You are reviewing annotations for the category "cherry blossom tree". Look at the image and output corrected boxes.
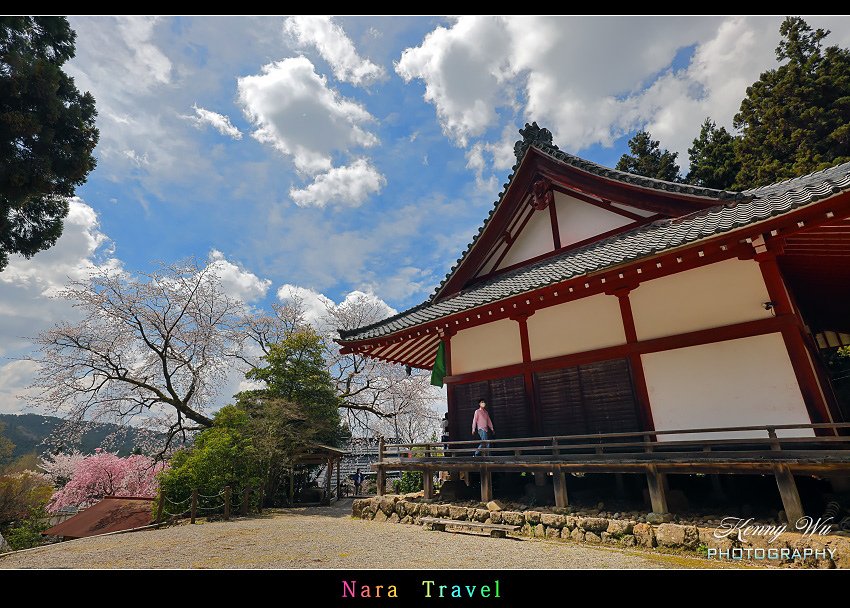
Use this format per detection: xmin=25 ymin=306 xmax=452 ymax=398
xmin=39 ymin=449 xmax=86 ymax=488
xmin=26 ymin=257 xmax=247 ymax=454
xmin=46 ymin=449 xmax=168 ymax=512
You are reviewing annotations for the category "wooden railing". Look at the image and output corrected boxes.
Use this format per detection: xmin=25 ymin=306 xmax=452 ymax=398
xmin=377 ymin=422 xmax=850 ymax=463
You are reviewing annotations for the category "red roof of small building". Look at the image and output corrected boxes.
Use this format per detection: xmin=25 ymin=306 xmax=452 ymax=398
xmin=43 ymin=496 xmax=155 ymax=539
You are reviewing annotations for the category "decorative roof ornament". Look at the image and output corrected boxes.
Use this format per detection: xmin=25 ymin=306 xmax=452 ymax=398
xmin=514 ymin=122 xmax=557 ymax=161
xmin=530 ymin=178 xmax=554 ymax=211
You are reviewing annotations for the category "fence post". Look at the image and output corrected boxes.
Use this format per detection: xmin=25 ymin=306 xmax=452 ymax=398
xmin=242 ymin=486 xmax=250 ymax=516
xmin=377 ymin=437 xmax=386 ymax=496
xmin=156 ymin=492 xmax=165 ymax=524
xmin=224 ymin=486 xmax=231 ymax=520
xmin=190 ymin=488 xmax=198 ymax=524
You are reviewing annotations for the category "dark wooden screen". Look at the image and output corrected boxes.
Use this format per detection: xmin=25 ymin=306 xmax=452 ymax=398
xmin=578 ymin=359 xmax=640 ymax=435
xmin=487 ymin=375 xmax=532 ymax=439
xmin=451 ymin=380 xmax=489 ymax=441
xmin=533 ymin=358 xmax=640 ymax=437
xmin=533 ymin=366 xmax=587 ymax=436
xmin=451 ymin=375 xmax=531 ymax=440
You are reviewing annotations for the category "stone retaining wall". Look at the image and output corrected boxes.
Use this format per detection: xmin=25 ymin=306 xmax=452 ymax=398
xmin=351 ymin=496 xmax=850 ymax=569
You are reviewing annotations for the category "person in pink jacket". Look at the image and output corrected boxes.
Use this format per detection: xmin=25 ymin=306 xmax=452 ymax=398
xmin=472 ymin=399 xmax=494 ymax=456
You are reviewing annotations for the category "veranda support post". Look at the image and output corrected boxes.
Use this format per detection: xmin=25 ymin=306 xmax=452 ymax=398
xmin=480 ymin=467 xmax=493 ymax=502
xmin=645 ymin=465 xmax=669 ymax=514
xmin=553 ymin=470 xmax=569 ymax=508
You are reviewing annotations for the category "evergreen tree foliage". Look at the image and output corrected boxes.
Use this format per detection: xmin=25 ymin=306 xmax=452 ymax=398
xmin=616 ymin=130 xmax=681 ymax=182
xmin=734 ymin=16 xmax=850 ymax=187
xmin=158 ymin=330 xmax=348 ymax=511
xmin=0 ymin=17 xmax=99 ymax=271
xmin=685 ymin=118 xmax=740 ymax=190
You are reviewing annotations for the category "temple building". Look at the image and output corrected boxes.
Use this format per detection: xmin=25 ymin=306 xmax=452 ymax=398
xmin=336 ymin=123 xmax=850 ymax=517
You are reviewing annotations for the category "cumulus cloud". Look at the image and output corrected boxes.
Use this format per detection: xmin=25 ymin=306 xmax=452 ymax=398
xmin=283 ymin=16 xmax=386 ymax=87
xmin=0 ymin=198 xmax=123 ymax=414
xmin=276 ymin=284 xmax=397 ymax=329
xmin=208 ymin=250 xmax=272 ymax=303
xmin=395 ymin=17 xmax=518 ymax=147
xmin=237 ymin=56 xmax=386 ymax=208
xmin=395 ymin=15 xmax=790 ymax=170
xmin=237 ymin=56 xmax=379 ymax=175
xmin=185 ymin=104 xmax=243 ymax=139
xmin=0 ymin=198 xmax=121 ymax=299
xmin=289 ymin=158 xmax=386 ymax=208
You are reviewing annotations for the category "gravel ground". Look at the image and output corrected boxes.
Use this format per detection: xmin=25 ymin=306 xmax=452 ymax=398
xmin=0 ymin=499 xmax=759 ymax=570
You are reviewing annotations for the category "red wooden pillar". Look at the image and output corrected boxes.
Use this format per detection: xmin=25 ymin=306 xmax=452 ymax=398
xmin=756 ymin=249 xmax=833 ymax=427
xmin=442 ymin=329 xmax=454 ymax=444
xmin=513 ymin=312 xmax=540 ymax=436
xmin=610 ymin=287 xmax=655 ymax=432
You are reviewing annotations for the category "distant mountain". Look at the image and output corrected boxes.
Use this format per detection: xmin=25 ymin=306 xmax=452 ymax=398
xmin=0 ymin=413 xmax=163 ymax=462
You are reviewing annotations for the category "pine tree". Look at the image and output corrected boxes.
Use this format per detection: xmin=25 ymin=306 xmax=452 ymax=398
xmin=685 ymin=118 xmax=740 ymax=190
xmin=0 ymin=17 xmax=99 ymax=271
xmin=733 ymin=17 xmax=850 ymax=188
xmin=616 ymin=130 xmax=681 ymax=182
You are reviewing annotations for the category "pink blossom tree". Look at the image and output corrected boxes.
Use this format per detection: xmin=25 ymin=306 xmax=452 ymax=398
xmin=47 ymin=449 xmax=169 ymax=513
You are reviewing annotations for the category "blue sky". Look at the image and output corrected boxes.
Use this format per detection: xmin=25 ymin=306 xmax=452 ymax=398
xmin=3 ymin=15 xmax=850 ymax=417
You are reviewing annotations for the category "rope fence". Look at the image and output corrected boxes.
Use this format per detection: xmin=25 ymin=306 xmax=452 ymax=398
xmin=155 ymin=484 xmax=267 ymax=524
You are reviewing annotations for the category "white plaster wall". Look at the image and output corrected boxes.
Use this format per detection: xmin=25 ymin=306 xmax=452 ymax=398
xmin=610 ymin=202 xmax=656 ymax=217
xmin=642 ymin=332 xmax=814 ymax=440
xmin=527 ymin=293 xmax=626 ymax=360
xmin=478 ymin=241 xmax=507 ymax=276
xmin=496 ymin=207 xmax=553 ymax=270
xmin=630 ymin=258 xmax=773 ymax=341
xmin=451 ymin=318 xmax=523 ymax=375
xmin=555 ymin=192 xmax=633 ymax=247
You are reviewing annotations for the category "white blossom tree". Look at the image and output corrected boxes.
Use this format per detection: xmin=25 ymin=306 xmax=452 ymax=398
xmin=26 ymin=257 xmax=247 ymax=454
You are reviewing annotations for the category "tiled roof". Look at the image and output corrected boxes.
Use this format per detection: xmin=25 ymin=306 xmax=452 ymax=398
xmin=338 ymin=137 xmax=850 ymax=344
xmin=427 ymin=123 xmax=746 ymax=303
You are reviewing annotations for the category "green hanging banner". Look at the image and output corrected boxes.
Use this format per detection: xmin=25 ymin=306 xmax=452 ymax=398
xmin=430 ymin=340 xmax=446 ymax=388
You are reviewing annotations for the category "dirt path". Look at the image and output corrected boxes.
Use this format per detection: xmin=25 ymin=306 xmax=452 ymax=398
xmin=0 ymin=499 xmax=760 ymax=570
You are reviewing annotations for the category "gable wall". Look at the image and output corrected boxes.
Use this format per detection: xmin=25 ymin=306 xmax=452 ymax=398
xmin=495 ymin=206 xmax=553 ymax=270
xmin=554 ymin=192 xmax=634 ymax=248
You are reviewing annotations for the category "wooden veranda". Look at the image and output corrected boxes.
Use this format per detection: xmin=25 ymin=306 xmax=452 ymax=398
xmin=372 ymin=423 xmax=850 ymax=523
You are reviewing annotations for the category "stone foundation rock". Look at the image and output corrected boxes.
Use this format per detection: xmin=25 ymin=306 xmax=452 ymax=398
xmin=351 ymin=496 xmax=848 ymax=568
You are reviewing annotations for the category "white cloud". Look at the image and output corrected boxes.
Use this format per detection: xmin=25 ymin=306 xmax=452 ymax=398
xmin=276 ymin=285 xmax=397 ymax=329
xmin=283 ymin=16 xmax=386 ymax=87
xmin=0 ymin=198 xmax=121 ymax=299
xmin=289 ymin=158 xmax=386 ymax=208
xmin=464 ymin=143 xmax=498 ymax=192
xmin=208 ymin=249 xmax=272 ymax=303
xmin=237 ymin=56 xmax=380 ymax=176
xmin=0 ymin=198 xmax=123 ymax=414
xmin=186 ymin=104 xmax=243 ymax=139
xmin=396 ymin=15 xmax=790 ymax=170
xmin=395 ymin=16 xmax=518 ymax=147
xmin=276 ymin=284 xmax=335 ymax=326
